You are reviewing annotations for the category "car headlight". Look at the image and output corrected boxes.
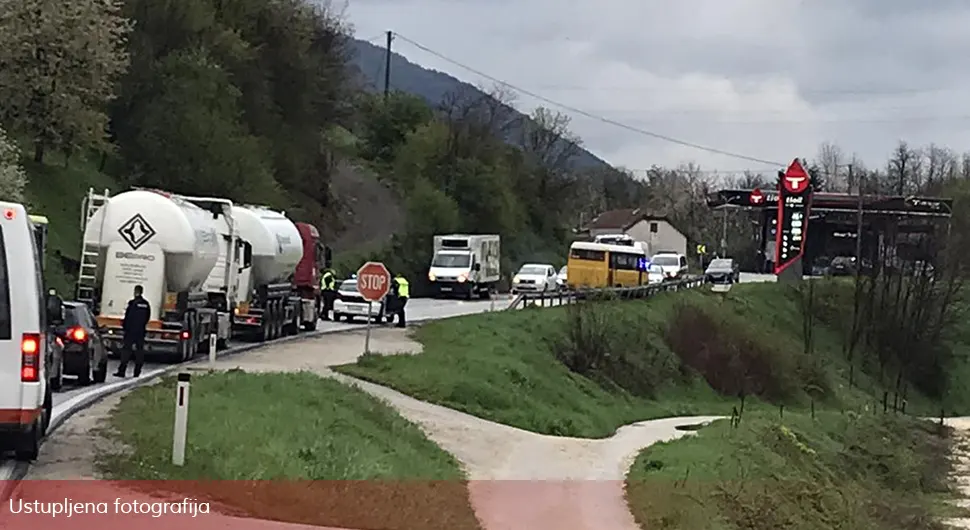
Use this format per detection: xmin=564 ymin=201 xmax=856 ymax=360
xmin=513 ymin=275 xmax=521 ymax=283
xmin=428 ymin=272 xmax=436 ymax=281
xmin=457 ymin=273 xmax=467 ymax=282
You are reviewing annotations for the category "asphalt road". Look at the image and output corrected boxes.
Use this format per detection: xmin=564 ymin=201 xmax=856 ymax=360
xmin=50 ymin=296 xmax=505 ymax=407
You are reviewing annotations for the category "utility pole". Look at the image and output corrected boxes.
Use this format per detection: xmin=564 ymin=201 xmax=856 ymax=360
xmin=720 ymin=208 xmax=728 ymax=257
xmin=853 ymin=164 xmax=863 ymax=276
xmin=383 ymin=31 xmax=393 ymax=99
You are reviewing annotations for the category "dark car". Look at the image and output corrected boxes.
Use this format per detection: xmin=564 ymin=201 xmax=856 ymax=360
xmin=705 ymin=258 xmax=740 ymax=284
xmin=53 ymin=301 xmax=109 ymax=385
xmin=828 ymin=256 xmax=858 ymax=276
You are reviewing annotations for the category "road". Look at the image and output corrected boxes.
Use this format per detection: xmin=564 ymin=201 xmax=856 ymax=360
xmin=2 ymin=274 xmax=776 ymax=478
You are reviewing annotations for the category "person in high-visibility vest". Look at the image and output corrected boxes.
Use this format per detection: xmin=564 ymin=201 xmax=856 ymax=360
xmin=320 ymin=268 xmax=336 ymax=320
xmin=390 ymin=274 xmax=409 ymax=327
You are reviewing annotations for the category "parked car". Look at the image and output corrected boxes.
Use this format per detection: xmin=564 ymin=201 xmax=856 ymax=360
xmin=705 ymin=258 xmax=740 ymax=284
xmin=53 ymin=301 xmax=109 ymax=385
xmin=828 ymin=256 xmax=857 ymax=276
xmin=556 ymin=265 xmax=567 ymax=289
xmin=511 ymin=263 xmax=559 ymax=294
xmin=332 ymin=279 xmax=392 ymax=323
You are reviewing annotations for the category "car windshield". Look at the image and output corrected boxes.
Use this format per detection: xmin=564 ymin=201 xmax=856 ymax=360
xmin=432 ymin=252 xmax=470 ymax=268
xmin=63 ymin=306 xmax=84 ymax=327
xmin=652 ymin=255 xmax=679 ymax=266
xmin=518 ymin=265 xmax=547 ymax=275
xmin=707 ymin=259 xmax=732 ymax=270
xmin=647 ymin=263 xmax=664 ymax=273
xmin=339 ymin=280 xmax=358 ymax=292
xmin=832 ymin=257 xmax=854 ymax=265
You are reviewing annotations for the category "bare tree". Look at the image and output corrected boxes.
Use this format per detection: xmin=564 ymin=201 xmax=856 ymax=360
xmin=887 ymin=141 xmax=922 ymax=195
xmin=816 ymin=141 xmax=846 ymax=191
xmin=519 ymin=106 xmax=582 ymax=173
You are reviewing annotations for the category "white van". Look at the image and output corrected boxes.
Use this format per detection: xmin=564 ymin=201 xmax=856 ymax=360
xmin=0 ymin=202 xmax=63 ymax=461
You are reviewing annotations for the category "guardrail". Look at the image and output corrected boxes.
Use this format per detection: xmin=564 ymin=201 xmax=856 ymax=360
xmin=505 ymin=275 xmax=708 ymax=310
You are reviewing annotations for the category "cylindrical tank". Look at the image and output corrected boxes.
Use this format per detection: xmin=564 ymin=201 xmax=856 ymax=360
xmin=84 ymin=190 xmax=220 ymax=292
xmin=232 ymin=205 xmax=304 ymax=285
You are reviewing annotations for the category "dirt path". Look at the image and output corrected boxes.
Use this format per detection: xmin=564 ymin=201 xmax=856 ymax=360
xmin=24 ymin=328 xmax=720 ymax=530
xmin=942 ymin=418 xmax=970 ymax=528
xmin=205 ymin=329 xmax=720 ymax=530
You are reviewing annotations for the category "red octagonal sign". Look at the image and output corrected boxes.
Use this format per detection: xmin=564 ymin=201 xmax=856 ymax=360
xmin=356 ymin=261 xmax=391 ymax=302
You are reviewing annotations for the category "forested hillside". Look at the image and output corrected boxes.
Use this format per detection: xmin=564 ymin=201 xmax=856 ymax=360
xmin=3 ymin=0 xmax=970 ymax=297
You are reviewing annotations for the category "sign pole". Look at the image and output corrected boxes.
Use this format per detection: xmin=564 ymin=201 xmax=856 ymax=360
xmin=172 ymin=372 xmax=190 ymax=466
xmin=364 ymin=301 xmax=372 ymax=354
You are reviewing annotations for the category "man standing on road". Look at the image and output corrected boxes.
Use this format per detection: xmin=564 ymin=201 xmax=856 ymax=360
xmin=391 ymin=273 xmax=409 ymax=328
xmin=320 ymin=268 xmax=336 ymax=320
xmin=115 ymin=285 xmax=151 ymax=378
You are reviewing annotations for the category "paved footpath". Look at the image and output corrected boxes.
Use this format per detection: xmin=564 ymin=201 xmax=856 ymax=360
xmin=7 ymin=327 xmax=720 ymax=530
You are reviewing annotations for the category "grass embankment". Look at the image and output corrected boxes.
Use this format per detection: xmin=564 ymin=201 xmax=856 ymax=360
xmin=338 ymin=282 xmax=962 ymax=438
xmin=626 ymin=411 xmax=953 ymax=530
xmin=98 ymin=371 xmax=481 ymax=530
xmin=22 ymin=154 xmax=121 ymax=295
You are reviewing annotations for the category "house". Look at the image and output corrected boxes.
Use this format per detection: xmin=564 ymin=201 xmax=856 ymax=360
xmin=579 ymin=208 xmax=688 ymax=257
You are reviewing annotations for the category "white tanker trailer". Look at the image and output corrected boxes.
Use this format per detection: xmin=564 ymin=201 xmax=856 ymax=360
xmin=232 ymin=205 xmax=323 ymax=340
xmin=78 ymin=189 xmax=224 ymax=362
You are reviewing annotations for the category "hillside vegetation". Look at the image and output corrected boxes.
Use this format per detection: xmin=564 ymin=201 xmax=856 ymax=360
xmin=338 ymin=281 xmax=970 ymax=437
xmin=0 ymin=0 xmax=656 ymax=297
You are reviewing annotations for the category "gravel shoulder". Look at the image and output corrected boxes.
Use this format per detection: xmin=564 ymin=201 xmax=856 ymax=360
xmin=27 ymin=327 xmax=721 ymax=530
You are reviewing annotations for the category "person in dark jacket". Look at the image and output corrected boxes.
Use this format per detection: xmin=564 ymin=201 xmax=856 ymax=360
xmin=114 ymin=285 xmax=151 ymax=378
xmin=320 ymin=268 xmax=336 ymax=320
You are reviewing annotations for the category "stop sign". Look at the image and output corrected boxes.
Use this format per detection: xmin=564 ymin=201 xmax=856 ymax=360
xmin=356 ymin=261 xmax=391 ymax=302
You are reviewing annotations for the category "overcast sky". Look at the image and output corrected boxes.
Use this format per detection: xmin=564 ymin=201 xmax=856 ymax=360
xmin=343 ymin=0 xmax=970 ymax=176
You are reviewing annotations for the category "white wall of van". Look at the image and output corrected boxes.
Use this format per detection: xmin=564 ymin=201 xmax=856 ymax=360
xmin=0 ymin=201 xmax=51 ymax=460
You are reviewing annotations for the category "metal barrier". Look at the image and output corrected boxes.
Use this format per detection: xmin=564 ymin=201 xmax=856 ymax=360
xmin=505 ymin=275 xmax=708 ymax=310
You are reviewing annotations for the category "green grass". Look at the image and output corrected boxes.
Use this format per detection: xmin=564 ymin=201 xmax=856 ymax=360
xmin=337 ymin=291 xmax=739 ymax=438
xmin=97 ymin=370 xmax=481 ymax=530
xmin=22 ymin=153 xmax=121 ymax=296
xmin=337 ymin=282 xmax=963 ymax=438
xmin=625 ymin=411 xmax=955 ymax=530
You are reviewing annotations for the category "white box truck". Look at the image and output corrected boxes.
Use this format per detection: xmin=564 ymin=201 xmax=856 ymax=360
xmin=428 ymin=234 xmax=500 ymax=299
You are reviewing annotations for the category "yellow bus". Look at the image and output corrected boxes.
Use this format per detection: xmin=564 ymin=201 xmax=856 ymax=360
xmin=566 ymin=240 xmax=648 ymax=289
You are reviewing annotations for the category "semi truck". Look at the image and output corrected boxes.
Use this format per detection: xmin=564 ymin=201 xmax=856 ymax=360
xmin=230 ymin=205 xmax=326 ymax=340
xmin=428 ymin=234 xmax=500 ymax=299
xmin=75 ymin=187 xmax=331 ymax=362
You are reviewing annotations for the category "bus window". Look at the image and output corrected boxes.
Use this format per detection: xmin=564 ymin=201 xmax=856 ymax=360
xmin=570 ymin=248 xmax=606 ymax=261
xmin=610 ymin=252 xmax=642 ymax=270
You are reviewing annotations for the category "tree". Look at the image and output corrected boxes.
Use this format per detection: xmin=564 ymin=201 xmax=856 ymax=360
xmin=0 ymin=0 xmax=131 ymax=162
xmin=0 ymin=126 xmax=27 ymax=202
xmin=119 ymin=48 xmax=275 ymax=201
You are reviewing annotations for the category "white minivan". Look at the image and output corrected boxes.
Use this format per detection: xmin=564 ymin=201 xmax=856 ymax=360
xmin=0 ymin=201 xmax=63 ymax=461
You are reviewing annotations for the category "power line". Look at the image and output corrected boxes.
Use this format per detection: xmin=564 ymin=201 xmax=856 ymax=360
xmin=390 ymin=32 xmax=785 ymax=167
xmin=518 ymin=85 xmax=967 ymax=97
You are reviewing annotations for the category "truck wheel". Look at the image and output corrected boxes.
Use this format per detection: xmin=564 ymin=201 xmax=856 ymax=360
xmin=259 ymin=310 xmax=271 ymax=342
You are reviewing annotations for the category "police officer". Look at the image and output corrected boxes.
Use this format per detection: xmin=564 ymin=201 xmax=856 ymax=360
xmin=391 ymin=273 xmax=409 ymax=328
xmin=320 ymin=268 xmax=336 ymax=320
xmin=114 ymin=285 xmax=151 ymax=378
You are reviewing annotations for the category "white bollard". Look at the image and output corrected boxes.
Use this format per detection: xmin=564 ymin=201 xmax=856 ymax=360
xmin=208 ymin=333 xmax=217 ymax=365
xmin=172 ymin=372 xmax=190 ymax=466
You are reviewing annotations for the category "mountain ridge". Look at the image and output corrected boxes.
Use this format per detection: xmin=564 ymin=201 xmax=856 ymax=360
xmin=348 ymin=37 xmax=614 ymax=171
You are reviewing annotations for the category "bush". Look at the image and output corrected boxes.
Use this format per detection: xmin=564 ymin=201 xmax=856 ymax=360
xmin=663 ymin=301 xmax=829 ymax=403
xmin=547 ymin=298 xmax=683 ymax=398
